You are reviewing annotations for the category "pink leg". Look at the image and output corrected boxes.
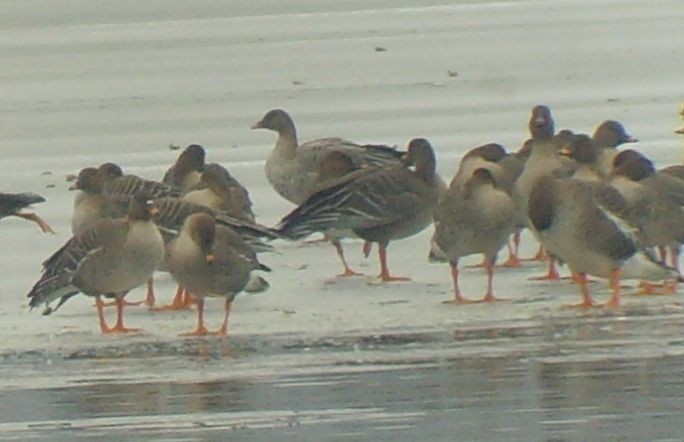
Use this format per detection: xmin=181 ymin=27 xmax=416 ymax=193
xmin=444 ymin=260 xmax=474 ymax=303
xmin=378 ymin=244 xmax=410 ymax=282
xmin=563 ymin=272 xmax=597 ymax=308
xmin=333 ymin=239 xmax=363 ymax=277
xmin=482 ymin=260 xmax=508 ymax=302
xmin=529 ymin=257 xmax=561 ymax=281
xmin=180 ymin=297 xmax=210 ymax=336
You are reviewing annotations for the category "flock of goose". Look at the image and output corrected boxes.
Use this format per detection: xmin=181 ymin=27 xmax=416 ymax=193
xmin=2 ymin=105 xmax=684 ymax=336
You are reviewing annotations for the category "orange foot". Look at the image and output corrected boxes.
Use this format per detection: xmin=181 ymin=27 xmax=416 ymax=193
xmin=103 ymin=325 xmax=143 ymax=334
xmin=599 ymin=299 xmax=621 ymax=309
xmin=338 ymin=268 xmax=364 ymax=277
xmin=500 ymin=256 xmax=523 ymax=268
xmin=481 ymin=293 xmax=510 ymax=302
xmin=180 ymin=327 xmax=228 ymax=337
xmin=180 ymin=326 xmax=211 ymax=337
xmin=635 ymin=282 xmax=678 ymax=296
xmin=379 ymin=274 xmax=411 ymax=282
xmin=562 ymin=301 xmax=598 ymax=309
xmin=150 ymin=295 xmax=193 ymax=311
xmin=442 ymin=292 xmax=480 ymax=304
xmin=521 ymin=251 xmax=547 ymax=262
xmin=529 ymin=273 xmax=561 ymax=281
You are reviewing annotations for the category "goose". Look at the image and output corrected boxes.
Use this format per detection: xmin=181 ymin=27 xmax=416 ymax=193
xmin=252 ymin=108 xmax=403 ymax=276
xmin=429 ymin=168 xmax=516 ymax=303
xmin=27 ymin=192 xmax=164 ymax=333
xmin=450 ymin=143 xmax=520 ymax=269
xmin=513 ymin=106 xmax=573 ymax=279
xmin=610 ymin=150 xmax=684 ymax=288
xmin=528 ymin=167 xmax=678 ymax=308
xmin=148 ymin=196 xmax=277 ymax=311
xmin=277 ymin=138 xmax=445 ymax=281
xmin=166 ymin=213 xmax=271 ymax=336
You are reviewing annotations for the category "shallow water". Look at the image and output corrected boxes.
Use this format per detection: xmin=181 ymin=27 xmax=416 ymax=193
xmin=3 ymin=313 xmax=684 ymax=440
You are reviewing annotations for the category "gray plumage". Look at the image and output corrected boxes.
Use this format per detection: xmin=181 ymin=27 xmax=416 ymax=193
xmin=252 ymin=108 xmax=403 ymax=204
xmin=27 ymin=192 xmax=165 ymax=316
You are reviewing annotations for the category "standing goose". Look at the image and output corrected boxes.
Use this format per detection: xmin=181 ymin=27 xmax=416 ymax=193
xmin=429 ymin=168 xmax=516 ymax=303
xmin=0 ymin=192 xmax=54 ymax=233
xmin=252 ymin=108 xmax=403 ymax=276
xmin=251 ymin=108 xmax=403 ymax=204
xmin=145 ymin=196 xmax=277 ymax=311
xmin=309 ymin=150 xmax=367 ymax=276
xmin=610 ymin=150 xmax=684 ymax=286
xmin=513 ymin=105 xmax=572 ymax=278
xmin=592 ymin=120 xmax=638 ymax=175
xmin=277 ymin=138 xmax=445 ymax=281
xmin=497 ymin=140 xmax=533 ymax=266
xmin=162 ymin=144 xmax=206 ymax=193
xmin=27 ymin=192 xmax=164 ymax=333
xmin=528 ymin=170 xmax=678 ymax=308
xmin=98 ymin=163 xmax=182 ymax=307
xmin=166 ymin=213 xmax=271 ymax=336
xmin=451 ymin=143 xmax=518 ymax=269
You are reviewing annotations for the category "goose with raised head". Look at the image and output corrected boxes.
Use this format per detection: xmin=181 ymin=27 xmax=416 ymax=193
xmin=513 ymin=105 xmax=572 ymax=278
xmin=251 ymin=108 xmax=403 ymax=204
xmin=592 ymin=120 xmax=638 ymax=175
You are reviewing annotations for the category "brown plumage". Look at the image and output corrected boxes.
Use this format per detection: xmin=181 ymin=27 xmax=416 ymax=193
xmin=99 ymin=162 xmax=182 ymax=203
xmin=166 ymin=213 xmax=270 ymax=336
xmin=429 ymin=168 xmax=516 ymax=303
xmin=610 ymin=150 xmax=684 ymax=276
xmin=592 ymin=120 xmax=638 ymax=175
xmin=528 ymin=168 xmax=677 ymax=308
xmin=69 ymin=167 xmax=126 ymax=234
xmin=277 ymin=138 xmax=445 ymax=281
xmin=252 ymin=108 xmax=403 ymax=204
xmin=162 ymin=144 xmax=206 ymax=192
xmin=27 ymin=192 xmax=165 ymax=333
xmin=183 ymin=163 xmax=256 ymax=222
